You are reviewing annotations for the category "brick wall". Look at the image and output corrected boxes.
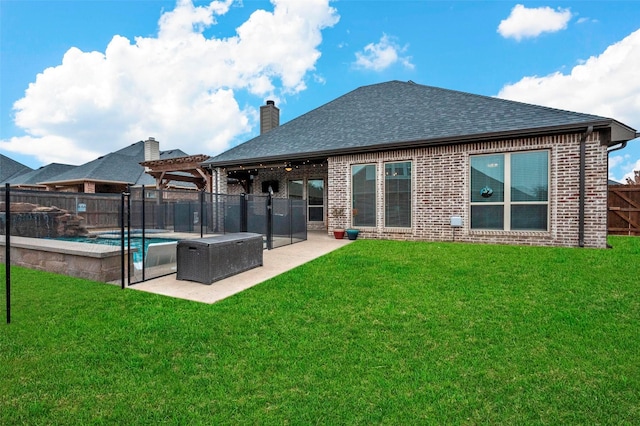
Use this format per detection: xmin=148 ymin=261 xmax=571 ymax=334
xmin=327 ymin=132 xmax=609 ymax=248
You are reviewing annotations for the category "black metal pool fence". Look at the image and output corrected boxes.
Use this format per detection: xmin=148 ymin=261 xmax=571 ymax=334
xmin=1 ymin=185 xmax=307 ymax=286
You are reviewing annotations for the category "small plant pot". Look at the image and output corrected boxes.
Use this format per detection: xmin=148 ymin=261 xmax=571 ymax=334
xmin=346 ymin=229 xmax=359 ymax=240
xmin=333 ymin=229 xmax=345 ymax=239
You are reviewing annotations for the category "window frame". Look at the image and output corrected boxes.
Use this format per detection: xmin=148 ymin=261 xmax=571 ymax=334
xmin=307 ymin=178 xmax=325 ymax=223
xmin=384 ymin=160 xmax=413 ymax=229
xmin=351 ymin=163 xmax=377 ymax=228
xmin=470 ymin=150 xmax=550 ymax=232
xmin=288 ymin=178 xmax=325 ymax=223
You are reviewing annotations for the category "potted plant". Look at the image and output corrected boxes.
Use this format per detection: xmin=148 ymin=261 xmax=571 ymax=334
xmin=346 ymin=228 xmax=359 ymax=240
xmin=331 ymin=207 xmax=346 ymax=239
xmin=346 ymin=208 xmax=359 ymax=240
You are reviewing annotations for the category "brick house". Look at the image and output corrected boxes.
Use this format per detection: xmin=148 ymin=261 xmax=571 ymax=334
xmin=203 ymin=80 xmax=638 ymax=248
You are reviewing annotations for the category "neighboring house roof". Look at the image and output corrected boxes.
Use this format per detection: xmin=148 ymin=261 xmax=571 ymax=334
xmin=40 ymin=141 xmax=188 ymax=186
xmin=204 ymin=80 xmax=637 ymax=167
xmin=0 ymin=154 xmax=32 ymax=183
xmin=1 ymin=163 xmax=76 ymax=187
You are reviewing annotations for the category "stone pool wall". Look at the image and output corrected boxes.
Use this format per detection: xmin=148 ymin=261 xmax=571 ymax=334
xmin=0 ymin=236 xmax=135 ymax=283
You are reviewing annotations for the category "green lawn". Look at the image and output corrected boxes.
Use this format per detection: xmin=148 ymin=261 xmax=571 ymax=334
xmin=1 ymin=237 xmax=639 ymax=424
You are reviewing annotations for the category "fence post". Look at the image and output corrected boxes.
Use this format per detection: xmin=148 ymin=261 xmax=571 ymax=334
xmin=126 ymin=185 xmax=132 ymax=287
xmin=266 ymin=192 xmax=273 ymax=250
xmin=141 ymin=185 xmax=146 ymax=282
xmin=120 ymin=191 xmax=125 ymax=289
xmin=200 ymin=189 xmax=205 ymax=238
xmin=240 ymin=193 xmax=248 ymax=232
xmin=4 ymin=184 xmax=11 ymax=324
xmin=157 ymin=188 xmax=164 ymax=229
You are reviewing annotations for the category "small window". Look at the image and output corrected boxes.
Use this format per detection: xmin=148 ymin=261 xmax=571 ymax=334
xmin=307 ymin=179 xmax=324 ymax=222
xmin=288 ymin=180 xmax=303 ymax=200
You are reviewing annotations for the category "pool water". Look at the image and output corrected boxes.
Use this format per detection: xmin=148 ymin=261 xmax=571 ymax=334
xmin=55 ymin=236 xmax=177 ymax=265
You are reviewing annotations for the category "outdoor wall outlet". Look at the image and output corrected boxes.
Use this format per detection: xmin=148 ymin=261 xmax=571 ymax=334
xmin=450 ymin=216 xmax=462 ymax=227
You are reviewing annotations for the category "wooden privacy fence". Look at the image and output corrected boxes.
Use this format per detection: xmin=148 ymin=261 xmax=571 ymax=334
xmin=608 ymin=185 xmax=640 ymax=236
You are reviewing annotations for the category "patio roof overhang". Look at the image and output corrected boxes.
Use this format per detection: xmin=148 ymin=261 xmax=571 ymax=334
xmin=223 ymin=158 xmax=328 ymax=174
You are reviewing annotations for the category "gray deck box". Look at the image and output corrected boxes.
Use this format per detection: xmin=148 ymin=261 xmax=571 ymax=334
xmin=176 ymin=233 xmax=263 ymax=284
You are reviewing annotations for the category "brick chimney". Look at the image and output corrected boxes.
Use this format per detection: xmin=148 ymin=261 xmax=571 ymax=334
xmin=144 ymin=137 xmax=160 ymax=162
xmin=260 ymin=100 xmax=279 ymax=134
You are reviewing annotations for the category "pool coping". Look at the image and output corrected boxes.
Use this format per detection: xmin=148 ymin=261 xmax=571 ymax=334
xmin=0 ymin=235 xmax=135 ymax=258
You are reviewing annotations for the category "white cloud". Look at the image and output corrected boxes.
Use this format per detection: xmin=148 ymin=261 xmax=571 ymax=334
xmin=576 ymin=17 xmax=597 ymax=25
xmin=498 ymin=4 xmax=572 ymax=41
xmin=624 ymin=161 xmax=640 ymax=183
xmin=0 ymin=0 xmax=339 ymax=165
xmin=0 ymin=135 xmax=99 ymax=166
xmin=353 ymin=34 xmax=414 ymax=71
xmin=609 ymin=154 xmax=640 ymax=183
xmin=498 ymin=29 xmax=640 ymax=128
xmin=498 ymin=29 xmax=640 ymax=182
xmin=609 ymin=154 xmax=627 ymax=170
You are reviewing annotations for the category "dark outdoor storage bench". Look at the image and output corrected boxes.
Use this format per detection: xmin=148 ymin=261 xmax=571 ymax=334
xmin=176 ymin=233 xmax=263 ymax=284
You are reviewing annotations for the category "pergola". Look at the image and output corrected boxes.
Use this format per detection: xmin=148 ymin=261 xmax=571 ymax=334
xmin=140 ymin=154 xmax=212 ymax=192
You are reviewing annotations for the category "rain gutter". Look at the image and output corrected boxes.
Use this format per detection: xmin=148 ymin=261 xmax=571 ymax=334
xmin=578 ymin=126 xmax=593 ymax=248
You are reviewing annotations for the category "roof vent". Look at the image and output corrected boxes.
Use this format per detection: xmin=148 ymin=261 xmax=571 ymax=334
xmin=260 ymin=100 xmax=279 ymax=134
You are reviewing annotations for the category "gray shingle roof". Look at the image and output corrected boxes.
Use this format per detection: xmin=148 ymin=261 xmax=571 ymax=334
xmin=40 ymin=141 xmax=188 ymax=185
xmin=205 ymin=80 xmax=632 ymax=167
xmin=1 ymin=163 xmax=76 ymax=186
xmin=0 ymin=154 xmax=32 ymax=183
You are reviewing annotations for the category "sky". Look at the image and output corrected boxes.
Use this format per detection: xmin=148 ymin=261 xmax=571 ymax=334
xmin=1 ymin=0 xmax=639 ymax=183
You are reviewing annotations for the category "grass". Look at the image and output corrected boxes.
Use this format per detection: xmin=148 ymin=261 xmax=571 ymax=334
xmin=1 ymin=236 xmax=639 ymax=424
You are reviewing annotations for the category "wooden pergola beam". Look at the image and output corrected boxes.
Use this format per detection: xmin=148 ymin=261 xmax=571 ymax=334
xmin=140 ymin=154 xmax=212 ymax=192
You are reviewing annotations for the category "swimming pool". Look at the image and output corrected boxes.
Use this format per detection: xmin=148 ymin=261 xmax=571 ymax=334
xmin=55 ymin=235 xmax=177 ymax=266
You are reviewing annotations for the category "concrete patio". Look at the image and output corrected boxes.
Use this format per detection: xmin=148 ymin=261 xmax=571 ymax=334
xmin=129 ymin=231 xmax=352 ymax=304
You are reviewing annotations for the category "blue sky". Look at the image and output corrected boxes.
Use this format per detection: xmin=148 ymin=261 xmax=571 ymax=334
xmin=1 ymin=0 xmax=639 ymax=182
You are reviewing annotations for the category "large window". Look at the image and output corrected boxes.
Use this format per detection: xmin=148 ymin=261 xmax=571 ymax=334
xmin=352 ymin=164 xmax=376 ymax=227
xmin=385 ymin=162 xmax=412 ymax=227
xmin=471 ymin=151 xmax=549 ymax=231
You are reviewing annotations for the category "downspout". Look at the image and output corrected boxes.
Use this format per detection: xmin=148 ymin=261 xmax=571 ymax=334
xmin=578 ymin=126 xmax=593 ymax=247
